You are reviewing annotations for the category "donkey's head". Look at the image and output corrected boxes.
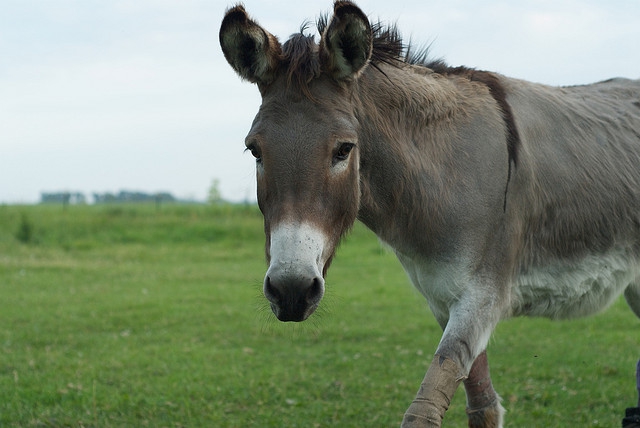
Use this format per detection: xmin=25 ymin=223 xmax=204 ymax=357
xmin=220 ymin=1 xmax=373 ymax=321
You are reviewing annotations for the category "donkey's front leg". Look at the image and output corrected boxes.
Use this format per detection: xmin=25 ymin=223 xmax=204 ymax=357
xmin=401 ymin=353 xmax=467 ymax=427
xmin=401 ymin=291 xmax=504 ymax=428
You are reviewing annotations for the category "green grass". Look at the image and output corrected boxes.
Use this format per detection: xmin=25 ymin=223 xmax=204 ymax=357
xmin=0 ymin=203 xmax=638 ymax=427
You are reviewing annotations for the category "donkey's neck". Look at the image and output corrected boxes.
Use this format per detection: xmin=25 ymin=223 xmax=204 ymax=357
xmin=355 ymin=65 xmax=464 ymax=257
xmin=354 ymin=63 xmax=506 ymax=259
xmin=357 ymin=64 xmax=464 ymax=131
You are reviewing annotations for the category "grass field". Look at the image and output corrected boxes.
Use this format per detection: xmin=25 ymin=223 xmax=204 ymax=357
xmin=0 ymin=203 xmax=638 ymax=427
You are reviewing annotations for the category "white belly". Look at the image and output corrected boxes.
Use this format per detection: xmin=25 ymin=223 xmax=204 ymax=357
xmin=512 ymin=249 xmax=639 ymax=319
xmin=396 ymin=247 xmax=638 ymax=322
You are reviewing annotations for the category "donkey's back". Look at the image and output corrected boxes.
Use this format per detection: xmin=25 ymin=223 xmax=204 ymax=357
xmin=505 ymin=77 xmax=640 ymax=320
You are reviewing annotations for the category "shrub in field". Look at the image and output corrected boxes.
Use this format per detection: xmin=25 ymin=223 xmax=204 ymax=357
xmin=15 ymin=212 xmax=33 ymax=243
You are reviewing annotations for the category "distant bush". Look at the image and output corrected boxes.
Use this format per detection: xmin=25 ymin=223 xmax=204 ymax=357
xmin=15 ymin=212 xmax=33 ymax=243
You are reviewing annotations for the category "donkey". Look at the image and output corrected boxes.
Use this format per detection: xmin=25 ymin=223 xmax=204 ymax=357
xmin=219 ymin=1 xmax=640 ymax=426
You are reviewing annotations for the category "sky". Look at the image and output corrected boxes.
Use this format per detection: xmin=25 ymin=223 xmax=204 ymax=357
xmin=1 ymin=0 xmax=639 ymax=204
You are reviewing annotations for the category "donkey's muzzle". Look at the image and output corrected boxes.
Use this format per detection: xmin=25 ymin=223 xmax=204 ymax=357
xmin=264 ymin=274 xmax=324 ymax=322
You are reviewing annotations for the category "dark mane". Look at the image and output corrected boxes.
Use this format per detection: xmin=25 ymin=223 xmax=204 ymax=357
xmin=281 ymin=15 xmax=435 ymax=90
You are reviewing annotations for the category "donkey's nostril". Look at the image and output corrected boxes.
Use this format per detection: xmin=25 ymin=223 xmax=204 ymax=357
xmin=306 ymin=277 xmax=323 ymax=304
xmin=264 ymin=276 xmax=281 ymax=302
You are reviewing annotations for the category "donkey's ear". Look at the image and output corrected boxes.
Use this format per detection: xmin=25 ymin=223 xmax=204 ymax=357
xmin=219 ymin=5 xmax=282 ymax=85
xmin=320 ymin=1 xmax=373 ymax=81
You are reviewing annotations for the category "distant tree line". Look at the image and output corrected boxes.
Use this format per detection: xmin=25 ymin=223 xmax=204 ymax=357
xmin=93 ymin=191 xmax=176 ymax=204
xmin=41 ymin=191 xmax=177 ymax=205
xmin=41 ymin=192 xmax=87 ymax=205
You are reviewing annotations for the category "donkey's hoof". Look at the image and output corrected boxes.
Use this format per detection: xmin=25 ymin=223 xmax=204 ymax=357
xmin=466 ymin=401 xmax=505 ymax=428
xmin=623 ymin=407 xmax=640 ymax=428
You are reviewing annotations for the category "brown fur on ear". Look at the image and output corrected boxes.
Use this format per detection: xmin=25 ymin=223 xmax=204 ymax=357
xmin=320 ymin=1 xmax=373 ymax=81
xmin=219 ymin=4 xmax=282 ymax=86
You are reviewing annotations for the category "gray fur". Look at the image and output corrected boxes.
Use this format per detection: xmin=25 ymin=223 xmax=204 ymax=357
xmin=220 ymin=2 xmax=640 ymax=426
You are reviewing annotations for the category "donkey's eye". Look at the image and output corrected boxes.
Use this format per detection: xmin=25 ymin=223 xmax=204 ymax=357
xmin=245 ymin=144 xmax=262 ymax=163
xmin=333 ymin=143 xmax=355 ymax=163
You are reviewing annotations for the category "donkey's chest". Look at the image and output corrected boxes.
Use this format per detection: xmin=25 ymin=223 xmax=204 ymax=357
xmin=512 ymin=249 xmax=639 ymax=319
xmin=395 ymin=253 xmax=473 ymax=323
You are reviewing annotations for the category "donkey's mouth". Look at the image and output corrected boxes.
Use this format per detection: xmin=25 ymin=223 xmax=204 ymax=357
xmin=270 ymin=301 xmax=319 ymax=322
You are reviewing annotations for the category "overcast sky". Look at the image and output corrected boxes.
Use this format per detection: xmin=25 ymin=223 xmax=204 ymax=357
xmin=1 ymin=0 xmax=639 ymax=204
